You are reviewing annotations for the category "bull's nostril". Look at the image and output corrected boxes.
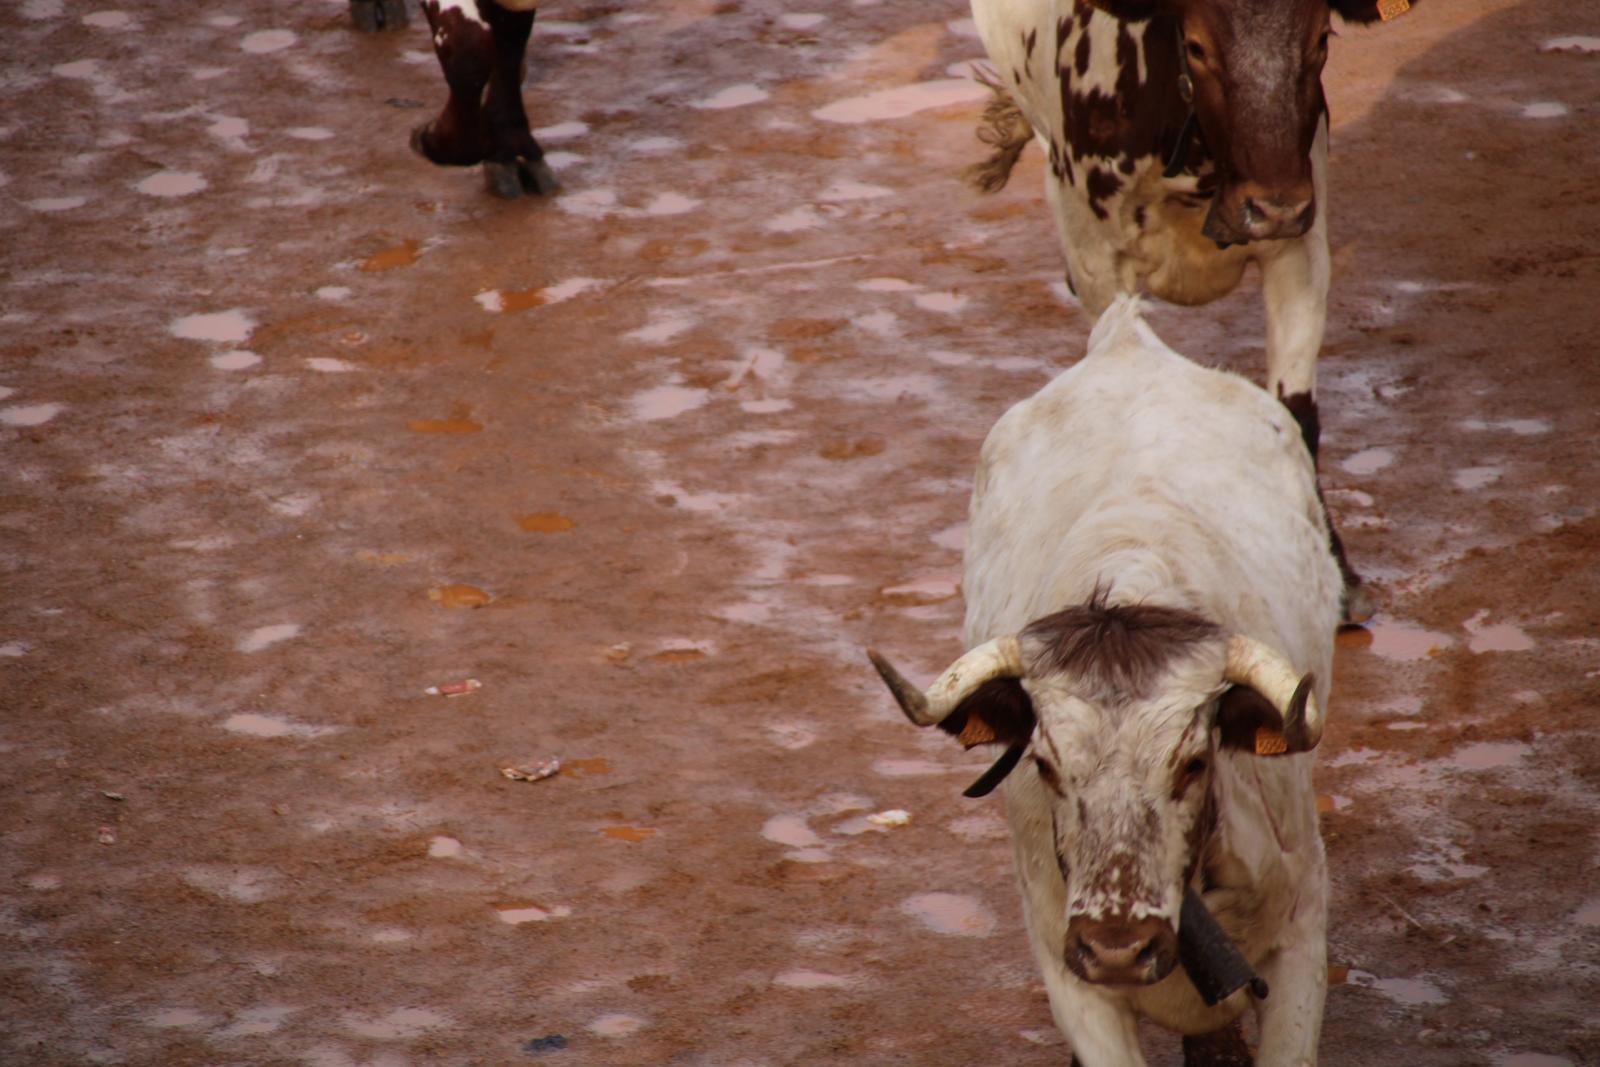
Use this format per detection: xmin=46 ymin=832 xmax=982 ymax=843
xmin=1135 ymin=943 xmax=1157 ymax=968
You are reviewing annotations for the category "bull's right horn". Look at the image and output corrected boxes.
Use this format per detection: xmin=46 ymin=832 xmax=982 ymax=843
xmin=867 ymin=635 xmax=1025 ymax=728
xmin=1222 ymin=635 xmax=1321 ymax=754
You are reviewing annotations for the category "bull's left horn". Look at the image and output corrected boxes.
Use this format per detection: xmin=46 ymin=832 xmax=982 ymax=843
xmin=1223 ymin=635 xmax=1321 ymax=753
xmin=867 ymin=635 xmax=1025 ymax=728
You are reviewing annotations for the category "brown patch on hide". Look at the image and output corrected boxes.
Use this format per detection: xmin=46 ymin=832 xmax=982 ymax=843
xmin=1022 ymin=591 xmax=1220 ymax=701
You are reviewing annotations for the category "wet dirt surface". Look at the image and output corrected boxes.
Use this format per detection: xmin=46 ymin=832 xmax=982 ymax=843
xmin=3 ymin=2 xmax=1599 ymax=1065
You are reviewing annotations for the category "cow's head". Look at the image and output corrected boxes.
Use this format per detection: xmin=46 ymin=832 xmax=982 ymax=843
xmin=868 ymin=596 xmax=1320 ymax=988
xmin=1086 ymin=0 xmax=1414 ymax=244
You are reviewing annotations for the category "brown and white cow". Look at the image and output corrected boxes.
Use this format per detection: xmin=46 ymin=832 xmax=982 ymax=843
xmin=969 ymin=0 xmax=1416 ymax=621
xmin=411 ymin=0 xmax=559 ymax=199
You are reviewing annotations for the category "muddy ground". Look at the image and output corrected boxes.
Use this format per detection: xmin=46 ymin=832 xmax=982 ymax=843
xmin=3 ymin=1 xmax=1599 ymax=1065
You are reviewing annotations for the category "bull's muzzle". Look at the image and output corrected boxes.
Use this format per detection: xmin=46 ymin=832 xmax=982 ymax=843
xmin=1064 ymin=913 xmax=1179 ymax=987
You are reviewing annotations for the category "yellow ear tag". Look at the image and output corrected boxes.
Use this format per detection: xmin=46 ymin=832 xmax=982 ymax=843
xmin=1377 ymin=0 xmax=1410 ymax=21
xmin=1254 ymin=728 xmax=1288 ymax=756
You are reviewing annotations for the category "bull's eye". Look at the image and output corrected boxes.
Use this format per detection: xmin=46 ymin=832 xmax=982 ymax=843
xmin=1184 ymin=757 xmax=1207 ymax=778
xmin=1173 ymin=756 xmax=1208 ymax=797
xmin=1185 ymin=39 xmax=1206 ymax=63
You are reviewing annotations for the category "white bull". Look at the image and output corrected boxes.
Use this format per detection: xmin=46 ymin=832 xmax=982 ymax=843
xmin=870 ymin=296 xmax=1341 ymax=1066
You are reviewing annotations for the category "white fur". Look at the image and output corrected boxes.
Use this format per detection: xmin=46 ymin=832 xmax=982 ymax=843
xmin=970 ymin=0 xmax=1329 ymax=399
xmin=959 ymin=296 xmax=1340 ymax=1065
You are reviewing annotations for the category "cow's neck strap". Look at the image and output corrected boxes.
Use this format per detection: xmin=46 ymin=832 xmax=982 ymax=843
xmin=1162 ymin=16 xmax=1200 ymax=179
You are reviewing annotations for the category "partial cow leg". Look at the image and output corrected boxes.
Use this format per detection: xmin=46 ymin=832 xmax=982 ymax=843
xmin=1260 ymin=118 xmax=1370 ymax=623
xmin=1045 ymin=170 xmax=1120 ymax=320
xmin=479 ymin=2 xmax=559 ymax=198
xmin=412 ymin=1 xmax=495 ymax=168
xmin=1182 ymin=1021 xmax=1252 ymax=1066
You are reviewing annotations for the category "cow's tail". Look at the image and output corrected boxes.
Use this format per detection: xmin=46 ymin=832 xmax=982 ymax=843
xmin=966 ymin=66 xmax=1033 ymax=195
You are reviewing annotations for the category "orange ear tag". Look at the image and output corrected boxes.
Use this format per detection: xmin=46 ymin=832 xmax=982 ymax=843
xmin=959 ymin=718 xmax=999 ymax=749
xmin=1377 ymin=0 xmax=1410 ymax=21
xmin=1254 ymin=728 xmax=1288 ymax=756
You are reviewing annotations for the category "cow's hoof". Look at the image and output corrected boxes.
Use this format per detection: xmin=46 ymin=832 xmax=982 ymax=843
xmin=517 ymin=157 xmax=560 ymax=196
xmin=1340 ymin=580 xmax=1377 ymax=627
xmin=409 ymin=124 xmax=438 ymax=162
xmin=483 ymin=161 xmax=524 ymax=200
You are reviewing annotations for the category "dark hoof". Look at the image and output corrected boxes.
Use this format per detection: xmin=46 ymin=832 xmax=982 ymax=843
xmin=1341 ymin=580 xmax=1377 ymax=627
xmin=517 ymin=157 xmax=560 ymax=196
xmin=350 ymin=0 xmax=407 ymax=32
xmin=483 ymin=161 xmax=523 ymax=200
xmin=409 ymin=124 xmax=432 ymax=161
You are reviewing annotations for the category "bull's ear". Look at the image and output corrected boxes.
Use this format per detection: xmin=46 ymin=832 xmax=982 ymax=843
xmin=1329 ymin=0 xmax=1416 ymax=24
xmin=1216 ymin=684 xmax=1296 ymax=757
xmin=936 ymin=677 xmax=1035 ymax=750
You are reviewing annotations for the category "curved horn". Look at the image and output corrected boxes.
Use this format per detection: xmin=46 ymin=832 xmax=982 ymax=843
xmin=866 ymin=635 xmax=1025 ymax=728
xmin=1223 ymin=635 xmax=1321 ymax=753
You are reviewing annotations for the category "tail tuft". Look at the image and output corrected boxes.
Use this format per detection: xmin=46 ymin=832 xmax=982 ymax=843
xmin=964 ymin=66 xmax=1034 ymax=195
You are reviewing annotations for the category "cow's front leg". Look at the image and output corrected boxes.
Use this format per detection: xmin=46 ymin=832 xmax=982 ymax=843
xmin=479 ymin=2 xmax=559 ymax=198
xmin=1259 ymin=119 xmax=1369 ymax=622
xmin=1036 ymin=959 xmax=1146 ymax=1067
xmin=412 ymin=0 xmax=494 ymax=167
xmin=1250 ymin=876 xmax=1327 ymax=1067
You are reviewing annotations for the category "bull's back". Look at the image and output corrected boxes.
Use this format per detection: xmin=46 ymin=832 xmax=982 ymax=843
xmin=962 ymin=302 xmax=1339 ymax=664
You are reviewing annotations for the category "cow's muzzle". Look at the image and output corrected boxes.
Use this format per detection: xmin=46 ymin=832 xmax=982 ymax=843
xmin=1202 ymin=190 xmax=1315 ymax=246
xmin=1064 ymin=914 xmax=1179 ymax=987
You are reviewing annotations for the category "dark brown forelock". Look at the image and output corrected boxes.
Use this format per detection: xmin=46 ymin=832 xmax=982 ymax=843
xmin=1021 ymin=589 xmax=1221 ymax=701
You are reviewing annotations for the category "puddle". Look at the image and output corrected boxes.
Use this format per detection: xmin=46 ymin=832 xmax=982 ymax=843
xmin=372 ymin=928 xmax=413 ymax=943
xmin=1316 ymin=794 xmax=1353 ymax=814
xmin=360 ymin=239 xmax=420 ymax=272
xmin=1341 ymin=448 xmax=1395 ymax=476
xmin=564 ymin=757 xmax=612 ymax=776
xmin=428 ymin=585 xmax=491 ymax=609
xmin=767 ymin=206 xmax=825 ymax=233
xmin=859 ymin=277 xmax=919 ymax=292
xmin=1575 ymin=900 xmax=1600 ymax=927
xmin=427 ymin=836 xmax=463 ymax=859
xmin=913 ymin=291 xmax=968 ymax=314
xmin=240 ymin=29 xmax=297 ymax=54
xmin=237 ymin=623 xmax=300 ymax=653
xmin=214 ymin=1005 xmax=298 ymax=1039
xmin=625 ymin=313 xmax=695 ymax=345
xmin=1462 ymin=417 xmax=1550 ymax=435
xmin=1464 ymin=610 xmax=1534 ymax=653
xmin=902 ymin=892 xmax=996 ymax=937
xmin=1444 ymin=741 xmax=1530 ymax=772
xmin=1345 ymin=969 xmax=1448 ymax=1007
xmin=1344 ymin=619 xmax=1453 ymax=661
xmin=1543 ymin=36 xmax=1600 ymax=52
xmin=534 ymin=120 xmax=587 ymax=141
xmin=631 ymin=384 xmax=708 ymax=421
xmin=183 ymin=865 xmax=280 ymax=903
xmin=25 ymin=196 xmax=89 ymax=212
xmin=286 ymin=126 xmax=334 ymax=141
xmin=813 ymin=79 xmax=987 ymax=124
xmin=779 ymin=12 xmax=826 ymax=29
xmin=766 ymin=722 xmax=816 ymax=750
xmin=879 ymin=575 xmax=959 ymax=605
xmin=1 ymin=403 xmax=64 ymax=426
xmin=1 ymin=642 xmax=31 ymax=657
xmin=136 ymin=170 xmax=207 ymax=197
xmin=211 ymin=350 xmax=260 ymax=371
xmin=601 ymin=826 xmax=656 ymax=842
xmin=518 ymin=512 xmax=575 ymax=533
xmin=774 ymin=970 xmax=856 ymax=990
xmin=762 ymin=814 xmax=823 ymax=849
xmin=306 ymin=357 xmax=356 ymax=373
xmin=171 ymin=308 xmax=256 ymax=343
xmin=645 ymin=192 xmax=700 ymax=216
xmin=146 ymin=1008 xmax=209 ymax=1029
xmin=873 ymin=759 xmax=959 ymax=777
xmin=1454 ymin=466 xmax=1502 ymax=491
xmin=315 ymin=286 xmax=351 ymax=301
xmin=692 ymin=84 xmax=768 ymax=110
xmin=821 ymin=179 xmax=892 ymax=201
xmin=742 ymin=398 xmax=792 ymax=414
xmin=497 ymin=903 xmax=572 ymax=924
xmin=1521 ymin=102 xmax=1569 ymax=119
xmin=588 ymin=1013 xmax=646 ymax=1037
xmin=220 ymin=713 xmax=335 ymax=739
xmin=629 ymin=135 xmax=682 ymax=154
xmin=340 ymin=1007 xmax=448 ymax=1040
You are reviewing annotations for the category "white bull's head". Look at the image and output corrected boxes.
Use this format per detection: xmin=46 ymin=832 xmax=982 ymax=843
xmin=868 ymin=595 xmax=1318 ymax=988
